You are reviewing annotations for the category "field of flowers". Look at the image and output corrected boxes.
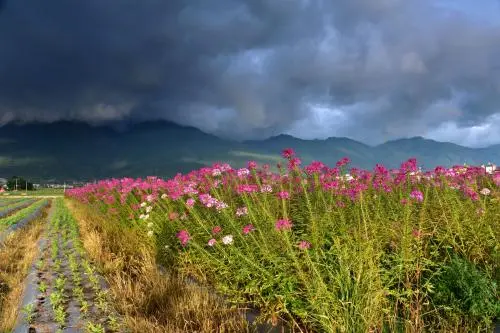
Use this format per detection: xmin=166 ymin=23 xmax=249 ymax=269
xmin=67 ymin=149 xmax=500 ymax=332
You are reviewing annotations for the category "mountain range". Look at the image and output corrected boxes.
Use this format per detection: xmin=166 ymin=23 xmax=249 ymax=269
xmin=0 ymin=120 xmax=498 ymax=182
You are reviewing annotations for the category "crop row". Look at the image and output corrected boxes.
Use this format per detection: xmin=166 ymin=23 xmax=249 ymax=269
xmin=19 ymin=198 xmax=122 ymax=332
xmin=0 ymin=199 xmax=48 ymax=233
xmin=0 ymin=199 xmax=49 ymax=245
xmin=0 ymin=197 xmax=25 ymax=207
xmin=0 ymin=199 xmax=37 ymax=219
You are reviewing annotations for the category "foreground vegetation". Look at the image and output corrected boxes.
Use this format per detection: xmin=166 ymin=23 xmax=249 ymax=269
xmin=0 ymin=203 xmax=49 ymax=331
xmin=67 ymin=150 xmax=500 ymax=332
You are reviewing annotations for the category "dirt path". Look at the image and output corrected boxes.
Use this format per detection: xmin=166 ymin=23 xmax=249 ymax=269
xmin=14 ymin=199 xmax=123 ymax=333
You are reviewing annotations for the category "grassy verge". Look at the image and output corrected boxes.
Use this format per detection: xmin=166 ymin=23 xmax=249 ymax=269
xmin=66 ymin=199 xmax=250 ymax=332
xmin=0 ymin=207 xmax=48 ymax=331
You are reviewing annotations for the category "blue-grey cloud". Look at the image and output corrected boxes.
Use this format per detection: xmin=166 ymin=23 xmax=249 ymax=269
xmin=1 ymin=0 xmax=500 ymax=147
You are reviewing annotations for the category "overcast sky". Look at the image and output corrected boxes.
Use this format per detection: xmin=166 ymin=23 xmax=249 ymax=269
xmin=1 ymin=0 xmax=500 ymax=147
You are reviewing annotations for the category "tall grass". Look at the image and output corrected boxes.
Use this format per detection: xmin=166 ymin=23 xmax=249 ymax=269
xmin=68 ymin=150 xmax=500 ymax=332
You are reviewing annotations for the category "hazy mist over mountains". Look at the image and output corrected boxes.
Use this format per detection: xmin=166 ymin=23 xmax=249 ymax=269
xmin=1 ymin=121 xmax=498 ymax=182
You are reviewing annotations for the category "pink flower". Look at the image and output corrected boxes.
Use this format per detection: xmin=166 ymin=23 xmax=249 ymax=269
xmin=169 ymin=212 xmax=179 ymax=220
xmin=237 ymin=168 xmax=250 ymax=177
xmin=494 ymin=173 xmax=500 ymax=186
xmin=410 ymin=190 xmax=424 ymax=202
xmin=277 ymin=191 xmax=290 ymax=200
xmin=412 ymin=229 xmax=422 ymax=239
xmin=186 ymin=198 xmax=195 ymax=207
xmin=176 ymin=229 xmax=191 ymax=247
xmin=242 ymin=224 xmax=255 ymax=235
xmin=275 ymin=219 xmax=293 ymax=231
xmin=281 ymin=148 xmax=296 ymax=159
xmin=305 ymin=161 xmax=326 ymax=174
xmin=336 ymin=157 xmax=351 ymax=168
xmin=298 ymin=240 xmax=311 ymax=250
xmin=287 ymin=157 xmax=302 ymax=170
xmin=400 ymin=198 xmax=409 ymax=205
xmin=207 ymin=238 xmax=217 ymax=246
xmin=247 ymin=160 xmax=258 ymax=170
xmin=212 ymin=226 xmax=222 ymax=235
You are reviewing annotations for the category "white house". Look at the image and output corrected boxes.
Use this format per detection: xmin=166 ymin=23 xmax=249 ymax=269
xmin=481 ymin=162 xmax=497 ymax=174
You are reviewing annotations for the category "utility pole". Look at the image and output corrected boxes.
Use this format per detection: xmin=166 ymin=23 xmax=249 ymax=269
xmin=25 ymin=180 xmax=27 ymax=195
xmin=15 ymin=178 xmax=17 ymax=191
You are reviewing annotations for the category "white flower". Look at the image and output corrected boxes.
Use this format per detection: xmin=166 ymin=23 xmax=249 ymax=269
xmin=145 ymin=206 xmax=153 ymax=213
xmin=143 ymin=214 xmax=150 ymax=220
xmin=140 ymin=202 xmax=147 ymax=207
xmin=139 ymin=214 xmax=145 ymax=219
xmin=161 ymin=193 xmax=167 ymax=199
xmin=146 ymin=194 xmax=154 ymax=202
xmin=236 ymin=206 xmax=248 ymax=217
xmin=212 ymin=168 xmax=221 ymax=176
xmin=260 ymin=184 xmax=272 ymax=193
xmin=222 ymin=235 xmax=233 ymax=245
xmin=147 ymin=230 xmax=154 ymax=237
xmin=164 ymin=244 xmax=169 ymax=249
xmin=147 ymin=222 xmax=154 ymax=228
xmin=480 ymin=188 xmax=491 ymax=196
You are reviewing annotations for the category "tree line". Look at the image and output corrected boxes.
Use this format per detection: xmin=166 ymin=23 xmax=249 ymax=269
xmin=4 ymin=176 xmax=34 ymax=191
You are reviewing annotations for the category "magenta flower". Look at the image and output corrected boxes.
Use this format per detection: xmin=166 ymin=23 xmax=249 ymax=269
xmin=412 ymin=229 xmax=422 ymax=239
xmin=242 ymin=224 xmax=255 ymax=235
xmin=176 ymin=229 xmax=191 ymax=247
xmin=207 ymin=238 xmax=217 ymax=246
xmin=275 ymin=219 xmax=293 ymax=231
xmin=410 ymin=190 xmax=424 ymax=202
xmin=247 ymin=160 xmax=258 ymax=170
xmin=336 ymin=157 xmax=351 ymax=168
xmin=277 ymin=191 xmax=290 ymax=200
xmin=287 ymin=157 xmax=302 ymax=170
xmin=281 ymin=148 xmax=296 ymax=159
xmin=298 ymin=240 xmax=311 ymax=250
xmin=212 ymin=226 xmax=222 ymax=235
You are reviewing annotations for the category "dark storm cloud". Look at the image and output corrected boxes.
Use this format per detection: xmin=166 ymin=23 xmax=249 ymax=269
xmin=1 ymin=0 xmax=500 ymax=146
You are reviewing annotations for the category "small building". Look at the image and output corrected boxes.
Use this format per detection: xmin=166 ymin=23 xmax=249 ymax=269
xmin=481 ymin=163 xmax=497 ymax=174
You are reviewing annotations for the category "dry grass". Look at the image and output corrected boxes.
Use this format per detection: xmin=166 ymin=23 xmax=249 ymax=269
xmin=66 ymin=199 xmax=250 ymax=333
xmin=0 ymin=210 xmax=47 ymax=332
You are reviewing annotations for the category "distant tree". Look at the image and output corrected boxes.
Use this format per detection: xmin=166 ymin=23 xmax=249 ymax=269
xmin=6 ymin=176 xmax=34 ymax=191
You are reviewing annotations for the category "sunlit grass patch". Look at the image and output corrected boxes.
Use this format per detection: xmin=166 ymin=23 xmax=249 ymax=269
xmin=0 ymin=211 xmax=46 ymax=331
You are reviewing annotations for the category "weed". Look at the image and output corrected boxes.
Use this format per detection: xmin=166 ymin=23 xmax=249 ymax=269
xmin=21 ymin=303 xmax=36 ymax=324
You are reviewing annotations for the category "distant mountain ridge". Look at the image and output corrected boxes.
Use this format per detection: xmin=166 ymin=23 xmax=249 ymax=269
xmin=0 ymin=120 xmax=498 ymax=182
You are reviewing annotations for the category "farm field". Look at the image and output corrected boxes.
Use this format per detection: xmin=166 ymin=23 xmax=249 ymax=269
xmin=2 ymin=188 xmax=65 ymax=198
xmin=0 ymin=150 xmax=499 ymax=332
